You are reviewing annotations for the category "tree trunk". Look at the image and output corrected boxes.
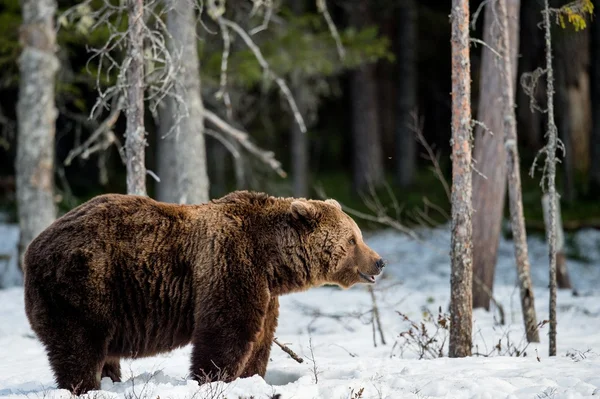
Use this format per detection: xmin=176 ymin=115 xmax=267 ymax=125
xmin=125 ymin=0 xmax=147 ymax=196
xmin=449 ymin=0 xmax=473 ymax=359
xmin=590 ymin=5 xmax=600 ymax=197
xmin=542 ymin=194 xmax=572 ymax=289
xmin=348 ymin=0 xmax=384 ymax=194
xmin=156 ymin=100 xmax=178 ymax=203
xmin=290 ymin=1 xmax=309 ymax=198
xmin=471 ymin=0 xmax=519 ymax=310
xmin=542 ymin=0 xmax=558 ymax=357
xmin=16 ymin=0 xmax=59 ymax=267
xmin=395 ymin=0 xmax=418 ymax=188
xmin=553 ymin=0 xmax=591 ymax=204
xmin=291 ymin=90 xmax=309 ymax=198
xmin=516 ymin=0 xmax=544 ymax=151
xmin=167 ymin=0 xmax=210 ymax=204
xmin=498 ymin=0 xmax=540 ymax=343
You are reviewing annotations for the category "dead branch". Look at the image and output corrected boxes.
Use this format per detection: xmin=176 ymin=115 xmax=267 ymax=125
xmin=307 ymin=335 xmax=320 ymax=384
xmin=410 ymin=110 xmax=451 ymax=201
xmin=204 ymin=109 xmax=286 ymax=177
xmin=368 ymin=286 xmax=386 ymax=346
xmin=64 ymin=96 xmax=124 ymax=166
xmin=249 ymin=0 xmax=274 ymax=35
xmin=316 ymin=0 xmax=345 ymax=60
xmin=206 ymin=1 xmax=306 ymax=134
xmin=273 ymin=338 xmax=304 ymax=363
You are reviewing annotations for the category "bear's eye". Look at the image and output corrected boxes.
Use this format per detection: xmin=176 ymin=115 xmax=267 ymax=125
xmin=348 ymin=237 xmax=356 ymax=245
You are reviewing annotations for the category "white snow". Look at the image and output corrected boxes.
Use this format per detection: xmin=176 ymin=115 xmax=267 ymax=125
xmin=0 ymin=224 xmax=21 ymax=288
xmin=1 ymin=222 xmax=599 ymax=399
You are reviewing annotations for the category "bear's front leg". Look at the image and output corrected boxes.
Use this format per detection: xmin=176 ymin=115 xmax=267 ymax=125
xmin=190 ymin=283 xmax=270 ymax=385
xmin=240 ymin=296 xmax=279 ymax=378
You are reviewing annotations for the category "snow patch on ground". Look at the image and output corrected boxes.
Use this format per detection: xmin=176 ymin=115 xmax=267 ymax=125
xmin=0 ymin=223 xmax=599 ymax=398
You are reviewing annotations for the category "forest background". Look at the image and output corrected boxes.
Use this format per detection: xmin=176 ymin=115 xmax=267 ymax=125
xmin=0 ymin=0 xmax=599 ymax=305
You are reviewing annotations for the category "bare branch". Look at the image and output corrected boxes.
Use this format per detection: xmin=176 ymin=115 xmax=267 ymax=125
xmin=316 ymin=0 xmax=346 ymax=60
xmin=204 ymin=109 xmax=286 ymax=177
xmin=273 ymin=338 xmax=304 ymax=363
xmin=410 ymin=110 xmax=451 ymax=201
xmin=64 ymin=96 xmax=124 ymax=166
xmin=207 ymin=5 xmax=307 ymax=134
xmin=470 ymin=38 xmax=502 ymax=59
xmin=249 ymin=0 xmax=274 ymax=35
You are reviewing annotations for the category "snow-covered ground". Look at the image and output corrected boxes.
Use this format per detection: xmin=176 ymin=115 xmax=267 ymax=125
xmin=1 ymin=222 xmax=599 ymax=399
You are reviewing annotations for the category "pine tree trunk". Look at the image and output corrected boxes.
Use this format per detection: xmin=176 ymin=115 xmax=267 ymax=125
xmin=167 ymin=0 xmax=210 ymax=204
xmin=291 ymin=92 xmax=309 ymax=198
xmin=348 ymin=0 xmax=384 ymax=194
xmin=156 ymin=101 xmax=178 ymax=203
xmin=471 ymin=0 xmax=516 ymax=310
xmin=125 ymin=0 xmax=147 ymax=196
xmin=395 ymin=0 xmax=418 ymax=188
xmin=542 ymin=194 xmax=572 ymax=289
xmin=553 ymin=0 xmax=591 ymax=204
xmin=449 ymin=0 xmax=473 ymax=359
xmin=291 ymin=0 xmax=309 ymax=198
xmin=516 ymin=0 xmax=544 ymax=151
xmin=16 ymin=0 xmax=59 ymax=267
xmin=498 ymin=0 xmax=539 ymax=343
xmin=542 ymin=0 xmax=558 ymax=357
xmin=591 ymin=6 xmax=600 ymax=197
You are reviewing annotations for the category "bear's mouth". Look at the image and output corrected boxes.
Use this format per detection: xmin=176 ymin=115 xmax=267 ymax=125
xmin=358 ymin=270 xmax=376 ymax=283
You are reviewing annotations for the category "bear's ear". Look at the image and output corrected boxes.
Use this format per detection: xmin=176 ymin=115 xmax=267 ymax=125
xmin=290 ymin=200 xmax=317 ymax=222
xmin=325 ymin=199 xmax=342 ymax=210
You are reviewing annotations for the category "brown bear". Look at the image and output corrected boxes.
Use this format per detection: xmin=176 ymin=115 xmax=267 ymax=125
xmin=23 ymin=190 xmax=385 ymax=395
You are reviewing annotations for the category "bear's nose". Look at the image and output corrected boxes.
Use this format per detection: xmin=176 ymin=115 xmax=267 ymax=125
xmin=375 ymin=258 xmax=386 ymax=271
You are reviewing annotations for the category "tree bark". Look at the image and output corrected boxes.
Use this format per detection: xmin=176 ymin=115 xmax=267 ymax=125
xmin=125 ymin=0 xmax=147 ymax=196
xmin=16 ymin=0 xmax=59 ymax=267
xmin=156 ymin=100 xmax=178 ymax=203
xmin=167 ymin=0 xmax=210 ymax=204
xmin=498 ymin=0 xmax=540 ymax=343
xmin=471 ymin=0 xmax=519 ymax=310
xmin=553 ymin=0 xmax=592 ymax=204
xmin=395 ymin=0 xmax=418 ymax=188
xmin=542 ymin=193 xmax=572 ymax=289
xmin=542 ymin=0 xmax=558 ymax=357
xmin=591 ymin=5 xmax=600 ymax=197
xmin=449 ymin=0 xmax=473 ymax=359
xmin=348 ymin=0 xmax=384 ymax=194
xmin=516 ymin=0 xmax=544 ymax=151
xmin=290 ymin=1 xmax=309 ymax=198
xmin=291 ymin=88 xmax=309 ymax=198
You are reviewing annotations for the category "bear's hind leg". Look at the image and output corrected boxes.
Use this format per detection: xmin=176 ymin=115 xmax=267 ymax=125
xmin=240 ymin=296 xmax=279 ymax=378
xmin=101 ymin=357 xmax=121 ymax=382
xmin=43 ymin=322 xmax=108 ymax=395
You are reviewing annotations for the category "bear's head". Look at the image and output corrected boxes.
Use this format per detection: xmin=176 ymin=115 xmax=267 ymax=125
xmin=290 ymin=198 xmax=385 ymax=289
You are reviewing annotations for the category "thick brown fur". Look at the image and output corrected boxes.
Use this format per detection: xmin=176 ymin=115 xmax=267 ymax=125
xmin=23 ymin=190 xmax=384 ymax=395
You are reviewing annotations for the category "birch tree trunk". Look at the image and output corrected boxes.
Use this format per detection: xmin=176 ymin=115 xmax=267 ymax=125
xmin=348 ymin=0 xmax=384 ymax=194
xmin=16 ymin=0 xmax=59 ymax=267
xmin=449 ymin=0 xmax=473 ymax=359
xmin=167 ymin=0 xmax=209 ymax=204
xmin=542 ymin=0 xmax=558 ymax=357
xmin=395 ymin=0 xmax=417 ymax=188
xmin=125 ymin=0 xmax=147 ymax=196
xmin=498 ymin=0 xmax=539 ymax=343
